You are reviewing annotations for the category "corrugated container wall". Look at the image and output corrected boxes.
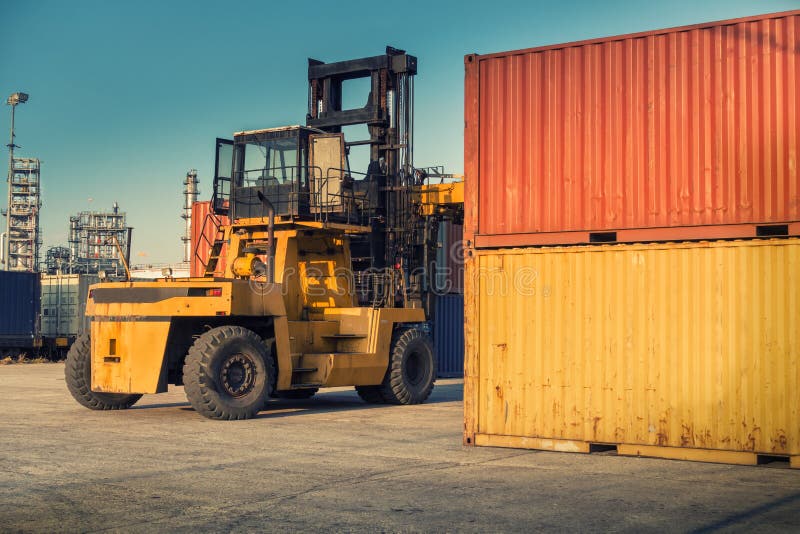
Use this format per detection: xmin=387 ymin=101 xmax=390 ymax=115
xmin=433 ymin=293 xmax=464 ymax=377
xmin=434 ymin=222 xmax=465 ymax=294
xmin=190 ymin=201 xmax=229 ymax=277
xmin=463 ymin=239 xmax=800 ymax=467
xmin=464 ymin=11 xmax=800 ymax=247
xmin=0 ymin=271 xmax=40 ymax=348
xmin=40 ymin=274 xmax=99 ymax=338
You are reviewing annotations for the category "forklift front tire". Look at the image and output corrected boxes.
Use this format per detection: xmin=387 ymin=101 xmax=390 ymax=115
xmin=382 ymin=328 xmax=437 ymax=405
xmin=183 ymin=326 xmax=274 ymax=420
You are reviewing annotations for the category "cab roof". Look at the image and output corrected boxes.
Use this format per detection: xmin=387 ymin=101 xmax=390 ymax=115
xmin=233 ymin=125 xmax=325 ymax=137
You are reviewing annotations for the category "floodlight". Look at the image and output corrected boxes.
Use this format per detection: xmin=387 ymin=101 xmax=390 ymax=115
xmin=6 ymin=93 xmax=29 ymax=106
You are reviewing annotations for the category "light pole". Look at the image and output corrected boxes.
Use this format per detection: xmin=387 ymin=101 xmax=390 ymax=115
xmin=4 ymin=92 xmax=28 ymax=270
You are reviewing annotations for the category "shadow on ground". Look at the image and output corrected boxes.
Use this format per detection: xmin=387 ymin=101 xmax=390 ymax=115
xmin=690 ymin=491 xmax=800 ymax=533
xmin=131 ymin=381 xmax=463 ymax=419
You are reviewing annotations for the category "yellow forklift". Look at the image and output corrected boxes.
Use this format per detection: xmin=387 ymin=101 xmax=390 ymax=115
xmin=65 ymin=47 xmax=463 ymax=419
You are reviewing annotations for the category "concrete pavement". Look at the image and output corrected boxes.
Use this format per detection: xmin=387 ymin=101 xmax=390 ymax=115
xmin=1 ymin=363 xmax=798 ymax=532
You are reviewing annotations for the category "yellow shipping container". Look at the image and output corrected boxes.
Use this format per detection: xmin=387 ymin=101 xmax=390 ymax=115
xmin=464 ymin=239 xmax=800 ymax=468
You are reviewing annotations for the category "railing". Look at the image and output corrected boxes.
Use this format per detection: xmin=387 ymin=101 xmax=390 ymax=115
xmin=193 ymin=211 xmax=225 ymax=277
xmin=354 ymin=270 xmax=394 ymax=308
xmin=305 ymin=166 xmax=364 ymax=225
xmin=230 ymin=165 xmax=377 ymax=226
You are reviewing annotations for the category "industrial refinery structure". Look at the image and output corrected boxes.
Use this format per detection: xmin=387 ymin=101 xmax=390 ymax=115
xmin=41 ymin=165 xmax=198 ymax=276
xmin=43 ymin=245 xmax=70 ymax=274
xmin=67 ymin=202 xmax=129 ymax=274
xmin=4 ymin=157 xmax=42 ymax=271
xmin=4 ymin=83 xmax=194 ymax=276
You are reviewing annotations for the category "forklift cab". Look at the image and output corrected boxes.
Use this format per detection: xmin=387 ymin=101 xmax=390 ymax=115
xmin=212 ymin=125 xmax=348 ymax=221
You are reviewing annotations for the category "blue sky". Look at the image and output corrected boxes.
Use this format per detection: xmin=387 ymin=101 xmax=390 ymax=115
xmin=2 ymin=0 xmax=797 ymax=264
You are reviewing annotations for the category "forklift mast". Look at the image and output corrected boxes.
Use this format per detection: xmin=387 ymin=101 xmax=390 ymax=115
xmin=208 ymin=47 xmax=445 ymax=309
xmin=307 ymin=46 xmax=425 ymax=308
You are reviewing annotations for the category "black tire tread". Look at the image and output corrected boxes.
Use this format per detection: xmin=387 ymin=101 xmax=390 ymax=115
xmin=382 ymin=328 xmax=436 ymax=405
xmin=355 ymin=328 xmax=436 ymax=405
xmin=65 ymin=333 xmax=142 ymax=410
xmin=182 ymin=325 xmax=274 ymax=420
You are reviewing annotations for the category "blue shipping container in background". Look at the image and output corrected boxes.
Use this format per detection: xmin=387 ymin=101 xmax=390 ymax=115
xmin=0 ymin=271 xmax=40 ymax=348
xmin=433 ymin=293 xmax=464 ymax=378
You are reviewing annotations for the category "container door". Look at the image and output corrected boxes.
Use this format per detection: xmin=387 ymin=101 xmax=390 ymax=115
xmin=64 ymin=278 xmax=79 ymax=336
xmin=40 ymin=279 xmax=55 ymax=337
xmin=309 ymin=133 xmax=345 ymax=212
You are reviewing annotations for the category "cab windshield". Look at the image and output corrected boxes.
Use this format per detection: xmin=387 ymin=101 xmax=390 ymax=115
xmin=231 ymin=129 xmax=308 ymax=219
xmin=238 ymin=136 xmax=299 ymax=187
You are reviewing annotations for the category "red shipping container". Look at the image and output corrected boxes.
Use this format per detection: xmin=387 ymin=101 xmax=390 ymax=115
xmin=190 ymin=201 xmax=229 ymax=277
xmin=464 ymin=10 xmax=800 ymax=248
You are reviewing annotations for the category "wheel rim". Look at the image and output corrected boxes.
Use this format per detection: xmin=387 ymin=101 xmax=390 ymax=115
xmin=404 ymin=350 xmax=426 ymax=387
xmin=220 ymin=353 xmax=256 ymax=397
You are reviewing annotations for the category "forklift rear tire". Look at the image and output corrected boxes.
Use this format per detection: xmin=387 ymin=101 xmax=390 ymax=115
xmin=356 ymin=328 xmax=436 ymax=405
xmin=65 ymin=333 xmax=142 ymax=410
xmin=183 ymin=326 xmax=274 ymax=420
xmin=381 ymin=328 xmax=436 ymax=404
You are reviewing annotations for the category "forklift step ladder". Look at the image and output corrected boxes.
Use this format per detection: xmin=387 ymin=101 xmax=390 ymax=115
xmin=288 ymin=324 xmax=370 ymax=389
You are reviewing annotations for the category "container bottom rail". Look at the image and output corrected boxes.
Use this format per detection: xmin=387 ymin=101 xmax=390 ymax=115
xmin=474 ymin=434 xmax=800 ymax=469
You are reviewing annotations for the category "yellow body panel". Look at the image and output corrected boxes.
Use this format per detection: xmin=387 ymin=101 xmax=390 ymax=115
xmin=86 ymin=279 xmax=286 ymax=318
xmin=225 ymin=227 xmax=354 ymax=319
xmin=91 ymin=320 xmax=171 ymax=393
xmin=465 ymin=238 xmax=800 ymax=458
xmin=413 ymin=181 xmax=463 ymax=216
xmin=323 ymin=307 xmax=425 ymax=386
xmin=277 ymin=306 xmax=425 ymax=389
xmin=88 ymin=279 xmax=287 ymax=394
xmin=273 ymin=316 xmax=294 ymax=390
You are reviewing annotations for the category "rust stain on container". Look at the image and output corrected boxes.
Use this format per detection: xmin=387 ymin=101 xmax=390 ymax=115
xmin=464 ymin=11 xmax=800 ymax=247
xmin=463 ymin=238 xmax=800 ymax=463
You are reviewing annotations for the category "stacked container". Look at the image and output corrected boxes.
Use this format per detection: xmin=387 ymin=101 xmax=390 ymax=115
xmin=463 ymin=10 xmax=800 ymax=468
xmin=434 ymin=222 xmax=465 ymax=294
xmin=433 ymin=222 xmax=465 ymax=377
xmin=0 ymin=271 xmax=40 ymax=351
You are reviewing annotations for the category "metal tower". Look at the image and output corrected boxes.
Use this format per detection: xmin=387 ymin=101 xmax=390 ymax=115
xmin=181 ymin=169 xmax=199 ymax=263
xmin=5 ymin=157 xmax=41 ymax=271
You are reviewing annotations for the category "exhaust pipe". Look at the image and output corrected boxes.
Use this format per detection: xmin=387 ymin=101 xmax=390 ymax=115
xmin=256 ymin=191 xmax=275 ymax=284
